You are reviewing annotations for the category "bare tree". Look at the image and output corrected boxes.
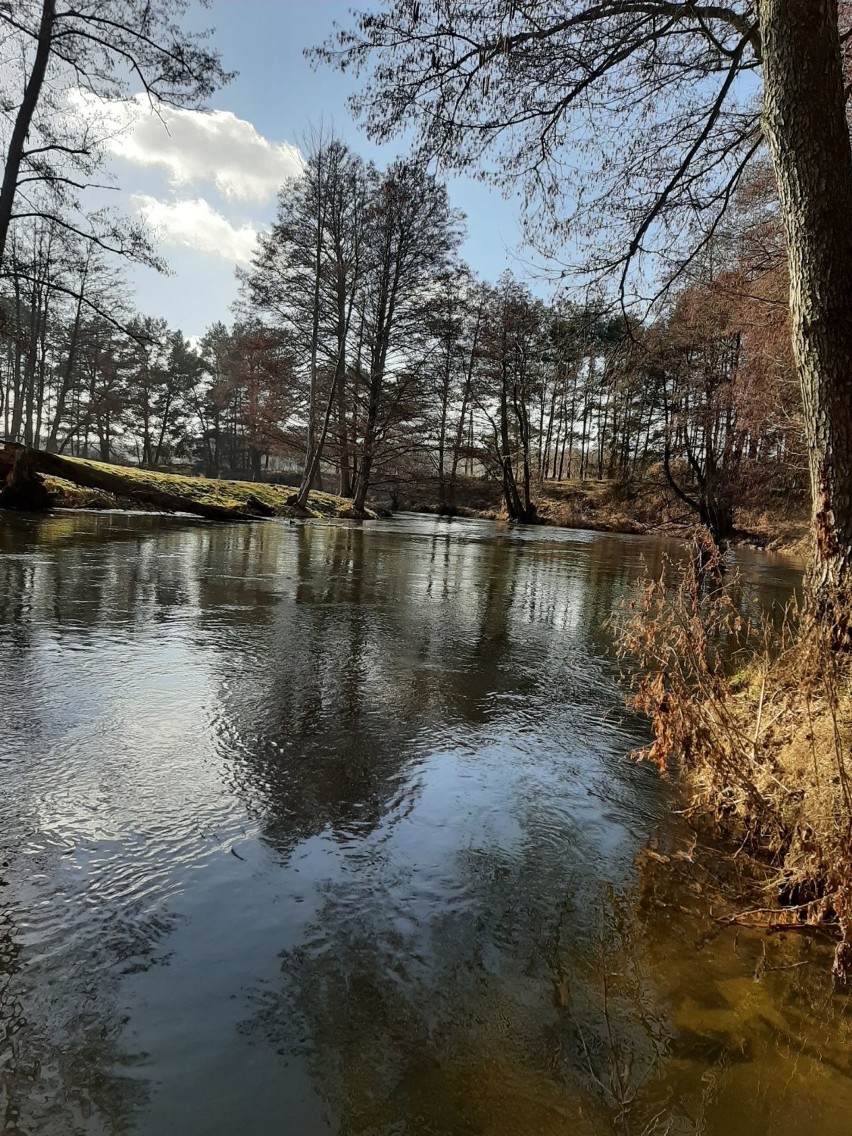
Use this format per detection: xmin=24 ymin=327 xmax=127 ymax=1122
xmin=240 ymin=136 xmax=368 ymax=507
xmin=317 ymin=0 xmax=852 ymax=621
xmin=477 ymin=274 xmax=545 ymax=523
xmin=351 ymin=159 xmax=462 ymax=515
xmin=0 ymin=0 xmax=231 ymax=274
xmin=421 ymin=265 xmax=486 ymax=513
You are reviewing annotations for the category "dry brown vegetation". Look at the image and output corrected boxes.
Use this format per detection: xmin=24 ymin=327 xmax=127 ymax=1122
xmin=399 ymin=473 xmax=807 ymax=551
xmin=616 ymin=534 xmax=852 ymax=979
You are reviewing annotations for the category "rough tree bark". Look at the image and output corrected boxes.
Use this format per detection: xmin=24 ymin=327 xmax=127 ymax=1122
xmin=758 ymin=0 xmax=852 ymax=623
xmin=0 ymin=447 xmax=50 ymax=510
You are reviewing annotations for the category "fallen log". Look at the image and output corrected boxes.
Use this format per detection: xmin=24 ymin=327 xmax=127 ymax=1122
xmin=0 ymin=446 xmax=52 ymax=511
xmin=0 ymin=443 xmax=264 ymax=522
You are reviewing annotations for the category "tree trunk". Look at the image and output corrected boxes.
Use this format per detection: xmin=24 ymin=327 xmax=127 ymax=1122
xmin=0 ymin=0 xmax=56 ymax=267
xmin=46 ymin=287 xmax=84 ymax=451
xmin=0 ymin=448 xmax=51 ymax=510
xmin=300 ymin=154 xmax=327 ymax=500
xmin=294 ymin=365 xmax=340 ymax=510
xmin=497 ymin=369 xmax=532 ymax=523
xmin=759 ymin=0 xmax=852 ymax=623
xmin=352 ymin=371 xmax=381 ymax=516
xmin=336 ymin=372 xmax=351 ymax=497
xmin=436 ymin=358 xmax=450 ymax=513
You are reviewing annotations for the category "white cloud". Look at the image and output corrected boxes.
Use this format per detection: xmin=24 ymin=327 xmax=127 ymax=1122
xmin=68 ymin=89 xmax=302 ymax=202
xmin=132 ymin=195 xmax=258 ymax=263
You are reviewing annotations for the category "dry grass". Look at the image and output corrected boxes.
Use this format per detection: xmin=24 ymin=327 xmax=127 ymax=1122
xmin=398 ymin=474 xmax=808 ymax=548
xmin=400 ymin=476 xmax=678 ymax=532
xmin=614 ymin=533 xmax=852 ymax=979
xmin=534 ymin=480 xmax=659 ymax=534
xmin=734 ymin=503 xmax=809 ymax=555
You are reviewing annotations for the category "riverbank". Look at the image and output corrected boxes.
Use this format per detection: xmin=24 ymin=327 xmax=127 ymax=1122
xmin=394 ymin=474 xmax=809 ymax=554
xmin=44 ymin=467 xmax=372 ymax=519
xmin=3 ymin=450 xmax=806 ymax=546
xmin=618 ymin=538 xmax=852 ymax=979
xmin=0 ymin=448 xmax=375 ymax=521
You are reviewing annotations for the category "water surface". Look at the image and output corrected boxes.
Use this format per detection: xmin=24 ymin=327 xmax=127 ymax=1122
xmin=1 ymin=511 xmax=846 ymax=1136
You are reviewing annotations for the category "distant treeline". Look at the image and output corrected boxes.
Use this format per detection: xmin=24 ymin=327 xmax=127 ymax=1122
xmin=1 ymin=138 xmax=804 ymax=534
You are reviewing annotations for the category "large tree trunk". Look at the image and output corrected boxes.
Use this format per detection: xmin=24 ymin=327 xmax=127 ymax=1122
xmin=336 ymin=369 xmax=352 ymax=497
xmin=759 ymin=0 xmax=852 ymax=624
xmin=294 ymin=369 xmax=339 ymax=510
xmin=0 ymin=447 xmax=50 ymax=510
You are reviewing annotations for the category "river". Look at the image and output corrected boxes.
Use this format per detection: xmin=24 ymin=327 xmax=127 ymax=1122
xmin=1 ymin=510 xmax=848 ymax=1135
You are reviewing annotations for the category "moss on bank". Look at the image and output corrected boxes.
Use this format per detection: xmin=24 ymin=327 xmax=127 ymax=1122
xmin=32 ymin=457 xmax=376 ymax=520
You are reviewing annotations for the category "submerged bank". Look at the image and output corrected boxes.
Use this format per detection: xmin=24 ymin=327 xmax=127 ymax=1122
xmin=392 ymin=474 xmax=809 ymax=554
xmin=2 ymin=448 xmax=806 ymax=549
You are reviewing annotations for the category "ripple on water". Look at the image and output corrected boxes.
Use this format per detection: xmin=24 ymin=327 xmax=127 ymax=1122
xmin=3 ymin=510 xmax=834 ymax=1136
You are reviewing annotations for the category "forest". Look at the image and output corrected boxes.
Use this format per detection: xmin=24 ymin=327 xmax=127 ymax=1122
xmin=1 ymin=1 xmax=846 ymax=546
xmin=1 ymin=142 xmax=805 ymax=538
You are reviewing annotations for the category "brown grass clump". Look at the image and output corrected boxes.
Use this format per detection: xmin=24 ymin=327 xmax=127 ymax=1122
xmin=615 ymin=532 xmax=852 ymax=980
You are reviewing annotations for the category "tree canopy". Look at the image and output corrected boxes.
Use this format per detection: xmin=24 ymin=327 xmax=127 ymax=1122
xmin=315 ymin=1 xmax=765 ymax=295
xmin=0 ymin=0 xmax=233 ymax=275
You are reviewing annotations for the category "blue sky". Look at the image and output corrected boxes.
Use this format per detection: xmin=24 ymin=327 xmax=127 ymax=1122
xmin=104 ymin=0 xmax=530 ymax=338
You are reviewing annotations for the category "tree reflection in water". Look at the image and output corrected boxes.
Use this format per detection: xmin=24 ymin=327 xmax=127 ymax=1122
xmin=0 ymin=512 xmax=819 ymax=1136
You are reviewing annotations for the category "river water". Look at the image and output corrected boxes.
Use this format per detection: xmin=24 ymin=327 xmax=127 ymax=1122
xmin=0 ymin=511 xmax=848 ymax=1136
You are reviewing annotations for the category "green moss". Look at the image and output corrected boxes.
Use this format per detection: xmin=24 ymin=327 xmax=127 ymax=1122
xmin=43 ymin=476 xmax=118 ymax=510
xmin=727 ymin=663 xmax=765 ymax=699
xmin=44 ymin=458 xmax=374 ymax=520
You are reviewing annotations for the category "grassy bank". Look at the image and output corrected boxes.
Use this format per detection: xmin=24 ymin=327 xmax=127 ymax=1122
xmin=617 ymin=538 xmax=852 ymax=978
xmin=33 ymin=458 xmax=806 ymax=544
xmin=37 ymin=456 xmax=375 ymax=520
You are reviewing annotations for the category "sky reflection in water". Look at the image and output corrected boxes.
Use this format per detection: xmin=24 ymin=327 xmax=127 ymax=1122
xmin=3 ymin=511 xmax=843 ymax=1136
